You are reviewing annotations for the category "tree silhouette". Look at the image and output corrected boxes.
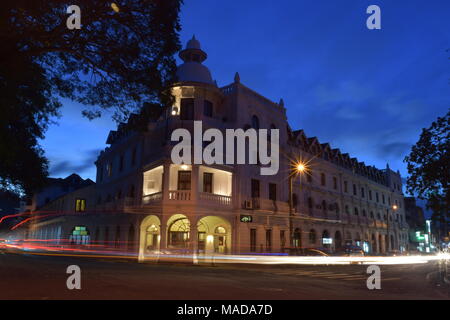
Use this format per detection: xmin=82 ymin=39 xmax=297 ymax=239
xmin=404 ymin=110 xmax=450 ymax=240
xmin=0 ymin=0 xmax=182 ymax=194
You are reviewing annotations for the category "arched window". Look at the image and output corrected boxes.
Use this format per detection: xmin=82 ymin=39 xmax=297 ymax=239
xmin=354 ymin=207 xmax=359 ymax=216
xmin=335 ymin=231 xmax=342 ymax=249
xmin=322 ymin=200 xmax=327 ymax=212
xmin=320 ymin=173 xmax=326 ymax=186
xmin=322 ymin=230 xmax=331 ymax=247
xmin=307 ymin=197 xmax=313 ymax=209
xmin=215 ymin=226 xmax=226 ymax=234
xmin=293 ymin=228 xmax=301 ymax=248
xmin=251 ymin=115 xmax=259 ymax=130
xmin=309 ymin=229 xmax=316 ymax=244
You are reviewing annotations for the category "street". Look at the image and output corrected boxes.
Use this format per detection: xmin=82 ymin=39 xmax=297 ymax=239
xmin=0 ymin=250 xmax=448 ymax=300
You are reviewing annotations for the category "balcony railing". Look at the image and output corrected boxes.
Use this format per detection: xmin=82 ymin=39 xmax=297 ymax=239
xmin=168 ymin=190 xmax=191 ymax=201
xmin=199 ymin=192 xmax=232 ymax=206
xmin=142 ymin=192 xmax=163 ymax=205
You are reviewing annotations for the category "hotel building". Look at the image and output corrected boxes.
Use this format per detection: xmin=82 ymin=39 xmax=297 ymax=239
xmin=25 ymin=36 xmax=409 ymax=258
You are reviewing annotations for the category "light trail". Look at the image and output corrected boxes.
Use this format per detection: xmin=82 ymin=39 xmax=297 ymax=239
xmin=1 ymin=237 xmax=448 ymax=266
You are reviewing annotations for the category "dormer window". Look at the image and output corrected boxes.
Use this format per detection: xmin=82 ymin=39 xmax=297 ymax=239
xmin=106 ymin=162 xmax=112 ymax=177
xmin=203 ymin=100 xmax=213 ymax=117
xmin=251 ymin=115 xmax=259 ymax=130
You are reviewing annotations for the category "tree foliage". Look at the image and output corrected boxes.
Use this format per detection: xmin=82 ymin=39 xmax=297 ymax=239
xmin=404 ymin=109 xmax=450 ymax=225
xmin=0 ymin=0 xmax=182 ymax=194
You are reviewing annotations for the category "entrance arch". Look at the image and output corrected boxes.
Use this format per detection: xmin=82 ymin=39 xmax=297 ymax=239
xmin=139 ymin=215 xmax=161 ymax=260
xmin=197 ymin=216 xmax=231 ymax=254
xmin=167 ymin=214 xmax=191 ymax=248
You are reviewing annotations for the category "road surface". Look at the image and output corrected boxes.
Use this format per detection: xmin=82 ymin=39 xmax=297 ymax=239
xmin=0 ymin=250 xmax=448 ymax=299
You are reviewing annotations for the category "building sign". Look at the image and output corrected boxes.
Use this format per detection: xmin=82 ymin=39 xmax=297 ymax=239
xmin=322 ymin=238 xmax=332 ymax=244
xmin=415 ymin=231 xmax=425 ymax=241
xmin=240 ymin=215 xmax=253 ymax=223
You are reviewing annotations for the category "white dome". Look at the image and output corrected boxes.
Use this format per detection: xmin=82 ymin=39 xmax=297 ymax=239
xmin=176 ymin=36 xmax=214 ymax=85
xmin=176 ymin=61 xmax=214 ymax=84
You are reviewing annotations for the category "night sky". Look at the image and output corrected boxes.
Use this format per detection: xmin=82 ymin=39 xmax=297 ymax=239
xmin=40 ymin=0 xmax=449 ymax=188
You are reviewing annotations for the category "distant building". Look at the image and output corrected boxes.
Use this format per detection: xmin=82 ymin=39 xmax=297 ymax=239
xmin=29 ymin=173 xmax=94 ymax=211
xmin=404 ymin=197 xmax=426 ymax=250
xmin=24 ymin=36 xmax=409 ymax=257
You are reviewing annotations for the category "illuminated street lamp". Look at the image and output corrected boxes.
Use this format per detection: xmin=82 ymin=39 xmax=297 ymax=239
xmin=296 ymin=163 xmax=305 ymax=173
xmin=289 ymin=161 xmax=307 ymax=248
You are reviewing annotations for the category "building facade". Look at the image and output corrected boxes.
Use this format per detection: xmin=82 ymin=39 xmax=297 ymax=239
xmin=24 ymin=36 xmax=409 ymax=258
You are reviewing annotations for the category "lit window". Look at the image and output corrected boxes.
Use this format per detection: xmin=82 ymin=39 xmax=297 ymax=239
xmin=70 ymin=226 xmax=90 ymax=245
xmin=75 ymin=199 xmax=86 ymax=212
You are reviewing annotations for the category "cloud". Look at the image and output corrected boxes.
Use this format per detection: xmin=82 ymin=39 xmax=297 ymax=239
xmin=376 ymin=142 xmax=412 ymax=159
xmin=49 ymin=149 xmax=101 ymax=177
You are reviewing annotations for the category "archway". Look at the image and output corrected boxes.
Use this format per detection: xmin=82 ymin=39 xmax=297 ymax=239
xmin=139 ymin=215 xmax=161 ymax=260
xmin=293 ymin=228 xmax=302 ymax=248
xmin=345 ymin=231 xmax=352 ymax=245
xmin=322 ymin=230 xmax=331 ymax=250
xmin=167 ymin=214 xmax=191 ymax=248
xmin=309 ymin=229 xmax=317 ymax=245
xmin=335 ymin=231 xmax=342 ymax=249
xmin=197 ymin=216 xmax=232 ymax=254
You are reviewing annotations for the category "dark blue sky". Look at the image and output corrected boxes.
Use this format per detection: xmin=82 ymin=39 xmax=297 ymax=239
xmin=41 ymin=0 xmax=449 ymax=188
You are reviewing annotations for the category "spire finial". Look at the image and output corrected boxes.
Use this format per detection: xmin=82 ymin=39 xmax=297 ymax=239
xmin=234 ymin=72 xmax=240 ymax=83
xmin=279 ymin=98 xmax=284 ymax=107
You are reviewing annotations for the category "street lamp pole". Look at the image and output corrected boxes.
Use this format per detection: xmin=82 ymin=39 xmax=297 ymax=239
xmin=289 ymin=162 xmax=306 ymax=248
xmin=289 ymin=174 xmax=293 ymax=247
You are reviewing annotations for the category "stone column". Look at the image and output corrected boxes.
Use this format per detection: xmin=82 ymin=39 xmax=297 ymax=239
xmin=162 ymin=162 xmax=171 ymax=201
xmin=191 ymin=164 xmax=199 ymax=202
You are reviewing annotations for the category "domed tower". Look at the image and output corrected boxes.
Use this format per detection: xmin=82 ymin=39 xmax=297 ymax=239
xmin=176 ymin=35 xmax=214 ymax=85
xmin=170 ymin=36 xmax=223 ymax=121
